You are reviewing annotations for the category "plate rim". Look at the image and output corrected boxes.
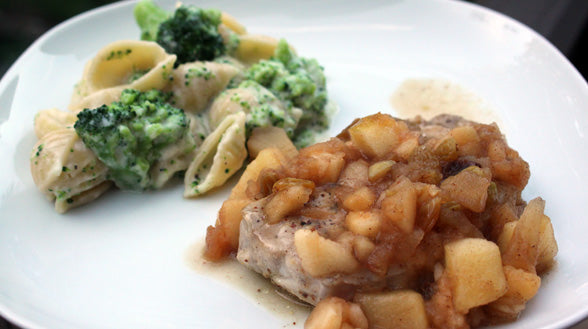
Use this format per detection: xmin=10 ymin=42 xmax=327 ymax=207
xmin=1 ymin=0 xmax=587 ymax=328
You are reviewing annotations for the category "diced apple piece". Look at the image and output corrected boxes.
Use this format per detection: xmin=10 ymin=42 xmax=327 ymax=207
xmin=305 ymin=297 xmax=342 ymax=329
xmin=440 ymin=166 xmax=491 ymax=212
xmin=297 ymin=151 xmax=346 ymax=185
xmin=348 ymin=113 xmax=402 ymax=158
xmin=247 ymin=126 xmax=298 ymax=160
xmin=343 ymin=186 xmax=376 ymax=211
xmin=345 ymin=210 xmax=382 ymax=239
xmin=487 ymin=139 xmax=530 ymax=189
xmin=264 ymin=179 xmax=313 ymax=224
xmin=316 ymin=153 xmax=346 ymax=185
xmin=450 ymin=125 xmax=481 ymax=155
xmin=216 ymin=198 xmax=251 ymax=250
xmin=204 ymin=198 xmax=252 ymax=260
xmin=489 ymin=203 xmax=518 ymax=240
xmin=395 ymin=135 xmax=419 ymax=160
xmin=305 ymin=297 xmax=368 ymax=329
xmin=487 ymin=265 xmax=541 ymax=318
xmin=352 ymin=235 xmax=376 ymax=262
xmin=414 ymin=183 xmax=441 ymax=231
xmin=339 ymin=160 xmax=369 ymax=188
xmin=354 ymin=290 xmax=429 ymax=329
xmin=433 ymin=135 xmax=458 ymax=160
xmin=450 ymin=125 xmax=479 ymax=144
xmin=295 ymin=229 xmax=360 ymax=277
xmin=502 ymin=198 xmax=544 ymax=273
xmin=381 ymin=177 xmax=417 ymax=233
xmin=368 ymin=160 xmax=395 ymax=182
xmin=503 ymin=266 xmax=541 ymax=303
xmin=537 ymin=214 xmax=558 ymax=273
xmin=345 ymin=303 xmax=369 ymax=329
xmin=229 ymin=147 xmax=287 ymax=200
xmin=444 ymin=238 xmax=507 ymax=313
xmin=497 ymin=221 xmax=517 ymax=254
xmin=498 ymin=206 xmax=558 ymax=274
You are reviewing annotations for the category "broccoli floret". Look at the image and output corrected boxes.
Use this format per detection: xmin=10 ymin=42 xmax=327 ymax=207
xmin=263 ymin=40 xmax=327 ymax=115
xmin=156 ymin=6 xmax=225 ymax=66
xmin=244 ymin=39 xmax=329 ymax=147
xmin=133 ymin=0 xmax=227 ymax=66
xmin=134 ymin=0 xmax=171 ymax=41
xmin=234 ymin=80 xmax=300 ymax=138
xmin=224 ymin=32 xmax=241 ymax=55
xmin=74 ymin=89 xmax=194 ymax=191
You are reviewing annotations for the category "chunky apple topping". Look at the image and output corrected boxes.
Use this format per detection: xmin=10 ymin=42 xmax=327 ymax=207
xmin=205 ymin=113 xmax=557 ymax=329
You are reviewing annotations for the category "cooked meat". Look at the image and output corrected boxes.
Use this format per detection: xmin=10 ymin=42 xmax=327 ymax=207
xmin=236 ymin=114 xmax=484 ymax=305
xmin=209 ymin=113 xmax=554 ymax=328
xmin=237 ymin=188 xmax=384 ymax=305
xmin=402 ymin=114 xmax=471 ymax=140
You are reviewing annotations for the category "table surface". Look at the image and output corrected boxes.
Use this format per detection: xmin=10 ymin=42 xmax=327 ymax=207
xmin=1 ymin=0 xmax=587 ymax=328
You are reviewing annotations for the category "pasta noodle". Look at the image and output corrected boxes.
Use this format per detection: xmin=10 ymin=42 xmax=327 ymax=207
xmin=69 ymin=40 xmax=176 ymax=112
xmin=184 ymin=112 xmax=247 ymax=197
xmin=208 ymin=81 xmax=302 ymax=136
xmin=34 ymin=108 xmax=77 ymax=139
xmin=54 ymin=181 xmax=112 ymax=213
xmin=233 ymin=34 xmax=280 ymax=64
xmin=220 ymin=12 xmax=247 ymax=35
xmin=30 ymin=127 xmax=110 ymax=213
xmin=29 ymin=4 xmax=330 ymax=212
xmin=169 ymin=61 xmax=241 ymax=113
xmin=70 ymin=87 xmax=126 ymax=113
xmin=148 ymin=113 xmax=210 ymax=189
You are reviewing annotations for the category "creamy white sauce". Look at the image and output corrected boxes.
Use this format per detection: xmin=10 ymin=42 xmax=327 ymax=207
xmin=184 ymin=239 xmax=311 ymax=323
xmin=391 ymin=78 xmax=504 ymax=130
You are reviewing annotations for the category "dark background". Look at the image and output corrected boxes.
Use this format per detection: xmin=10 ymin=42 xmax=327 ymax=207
xmin=1 ymin=0 xmax=587 ymax=328
xmin=1 ymin=0 xmax=587 ymax=80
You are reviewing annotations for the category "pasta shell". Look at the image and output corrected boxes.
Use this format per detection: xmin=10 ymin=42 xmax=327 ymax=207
xmin=30 ymin=127 xmax=110 ymax=213
xmin=184 ymin=112 xmax=247 ymax=197
xmin=148 ymin=126 xmax=201 ymax=190
xmin=69 ymin=61 xmax=93 ymax=110
xmin=220 ymin=12 xmax=247 ymax=35
xmin=69 ymin=40 xmax=176 ymax=112
xmin=170 ymin=61 xmax=240 ymax=113
xmin=208 ymin=82 xmax=284 ymax=129
xmin=70 ymin=87 xmax=126 ymax=113
xmin=54 ymin=181 xmax=112 ymax=213
xmin=186 ymin=112 xmax=212 ymax=147
xmin=233 ymin=34 xmax=280 ymax=64
xmin=85 ymin=40 xmax=175 ymax=92
xmin=208 ymin=82 xmax=301 ymax=138
xmin=148 ymin=112 xmax=212 ymax=189
xmin=34 ymin=108 xmax=77 ymax=139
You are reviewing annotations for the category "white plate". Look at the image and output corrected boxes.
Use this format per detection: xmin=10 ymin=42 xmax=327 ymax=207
xmin=1 ymin=0 xmax=588 ymax=328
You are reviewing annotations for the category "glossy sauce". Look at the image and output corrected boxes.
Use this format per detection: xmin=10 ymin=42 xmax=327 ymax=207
xmin=391 ymin=78 xmax=504 ymax=129
xmin=185 ymin=239 xmax=311 ymax=323
xmin=186 ymin=79 xmax=506 ymax=326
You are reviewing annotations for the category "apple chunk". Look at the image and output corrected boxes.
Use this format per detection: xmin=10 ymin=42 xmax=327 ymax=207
xmin=295 ymin=229 xmax=359 ymax=277
xmin=354 ymin=290 xmax=429 ymax=329
xmin=444 ymin=238 xmax=507 ymax=313
xmin=305 ymin=297 xmax=368 ymax=329
xmin=348 ymin=113 xmax=403 ymax=158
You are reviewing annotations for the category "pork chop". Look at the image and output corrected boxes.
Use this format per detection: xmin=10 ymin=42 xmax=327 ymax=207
xmin=235 ymin=114 xmax=477 ymax=305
